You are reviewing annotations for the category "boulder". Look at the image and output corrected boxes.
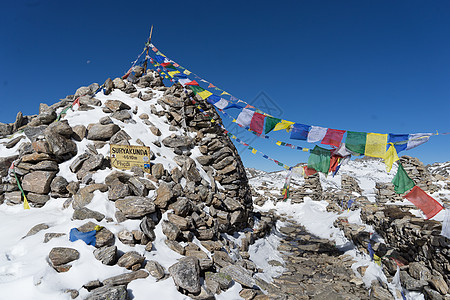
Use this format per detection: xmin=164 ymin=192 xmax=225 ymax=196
xmin=102 ymin=270 xmax=149 ymax=286
xmin=145 ymin=260 xmax=165 ymax=280
xmin=117 ymin=251 xmax=145 ymax=269
xmin=115 ymin=196 xmax=156 ymax=218
xmin=104 ymin=100 xmax=131 ymax=112
xmin=85 ymin=285 xmax=127 ymax=300
xmin=93 ymin=245 xmax=117 ymax=266
xmin=169 ymin=257 xmax=201 ymax=294
xmin=87 ymin=124 xmax=120 ymax=141
xmin=49 ymin=247 xmax=80 ymax=266
xmin=22 ymin=171 xmax=56 ymax=194
xmin=73 ymin=207 xmax=105 ymax=222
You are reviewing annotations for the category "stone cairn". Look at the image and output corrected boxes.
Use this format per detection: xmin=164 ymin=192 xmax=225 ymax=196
xmin=0 ymin=67 xmax=278 ymax=299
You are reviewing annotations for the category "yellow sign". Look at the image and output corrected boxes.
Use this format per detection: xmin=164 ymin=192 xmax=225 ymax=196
xmin=110 ymin=144 xmax=151 ymax=173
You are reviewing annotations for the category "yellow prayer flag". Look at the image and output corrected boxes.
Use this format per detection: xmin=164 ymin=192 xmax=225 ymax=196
xmin=198 ymin=90 xmax=213 ymax=100
xmin=364 ymin=133 xmax=388 ymax=158
xmin=274 ymin=120 xmax=295 ymax=132
xmin=383 ymin=144 xmax=399 ymax=172
xmin=183 ymin=70 xmax=191 ymax=75
xmin=23 ymin=196 xmax=30 ymax=210
xmin=251 ymin=148 xmax=257 ymax=154
xmin=221 ymin=91 xmax=230 ymax=96
xmin=302 ymin=148 xmax=309 ymax=152
xmin=276 ymin=141 xmax=282 ymax=146
xmin=232 ymin=119 xmax=237 ymax=123
xmin=211 ymin=119 xmax=215 ymax=123
xmin=168 ymin=71 xmax=180 ymax=77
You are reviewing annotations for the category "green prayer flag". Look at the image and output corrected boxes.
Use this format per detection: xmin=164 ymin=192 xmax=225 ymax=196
xmin=264 ymin=117 xmax=281 ymax=134
xmin=392 ymin=162 xmax=415 ymax=194
xmin=345 ymin=131 xmax=367 ymax=154
xmin=165 ymin=64 xmax=177 ymax=70
xmin=307 ymin=145 xmax=331 ymax=174
xmin=189 ymin=85 xmax=205 ymax=94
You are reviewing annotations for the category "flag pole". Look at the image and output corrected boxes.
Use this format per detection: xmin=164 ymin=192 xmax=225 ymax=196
xmin=143 ymin=25 xmax=154 ymax=73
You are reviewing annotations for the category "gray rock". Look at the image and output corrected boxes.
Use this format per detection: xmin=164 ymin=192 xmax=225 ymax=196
xmin=104 ymin=78 xmax=114 ymax=95
xmin=44 ymin=129 xmax=77 ymax=161
xmin=4 ymin=191 xmax=22 ymax=204
xmin=87 ymin=124 xmax=120 ymax=141
xmin=13 ymin=111 xmax=23 ymax=132
xmin=128 ymin=177 xmax=147 ymax=197
xmin=118 ymin=230 xmax=135 ymax=245
xmin=102 ymin=270 xmax=149 ymax=286
xmin=50 ymin=176 xmax=69 ymax=194
xmin=72 ymin=125 xmax=87 ymax=141
xmin=0 ymin=155 xmax=18 ymax=177
xmin=145 ymin=260 xmax=165 ymax=280
xmin=151 ymin=163 xmax=164 ymax=179
xmin=400 ymin=271 xmax=428 ymax=291
xmin=123 ymin=83 xmax=137 ymax=94
xmin=83 ymin=280 xmax=103 ymax=292
xmin=117 ymin=251 xmax=145 ymax=269
xmin=115 ymin=196 xmax=156 ymax=218
xmin=221 ymin=264 xmax=255 ymax=288
xmin=44 ymin=233 xmax=66 ymax=243
xmin=23 ymin=125 xmax=47 ymax=142
xmin=110 ymin=130 xmax=131 ymax=144
xmin=111 ymin=111 xmax=132 ymax=122
xmin=75 ymin=86 xmax=94 ymax=98
xmin=30 ymin=160 xmax=59 ymax=171
xmin=24 ymin=223 xmax=49 ymax=238
xmin=112 ymin=78 xmax=126 ymax=89
xmin=46 ymin=120 xmax=73 ymax=137
xmin=205 ymin=271 xmax=232 ymax=293
xmin=69 ymin=153 xmax=90 ymax=173
xmin=49 ymin=247 xmax=80 ymax=266
xmin=26 ymin=193 xmax=50 ymax=205
xmin=0 ymin=122 xmax=12 ymax=137
xmin=171 ymin=197 xmax=192 ymax=217
xmin=139 ymin=216 xmax=156 ymax=241
xmin=73 ymin=207 xmax=105 ymax=222
xmin=108 ymin=180 xmax=131 ymax=201
xmin=93 ymin=245 xmax=117 ymax=266
xmin=37 ymin=103 xmax=57 ymax=124
xmin=162 ymin=220 xmax=181 ymax=241
xmin=162 ymin=135 xmax=193 ymax=149
xmin=22 ymin=171 xmax=56 ymax=194
xmin=429 ymin=270 xmax=448 ymax=295
xmin=409 ymin=262 xmax=432 ymax=281
xmin=169 ymin=257 xmax=201 ymax=294
xmin=85 ymin=285 xmax=128 ymax=300
xmin=5 ymin=136 xmax=25 ymax=149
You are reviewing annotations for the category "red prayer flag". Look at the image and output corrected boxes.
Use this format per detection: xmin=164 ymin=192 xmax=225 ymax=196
xmin=160 ymin=62 xmax=172 ymax=67
xmin=152 ymin=47 xmax=158 ymax=52
xmin=250 ymin=113 xmax=265 ymax=134
xmin=329 ymin=155 xmax=340 ymax=173
xmin=303 ymin=166 xmax=318 ymax=176
xmin=321 ymin=129 xmax=346 ymax=147
xmin=208 ymin=83 xmax=216 ymax=88
xmin=185 ymin=80 xmax=200 ymax=86
xmin=404 ymin=186 xmax=443 ymax=219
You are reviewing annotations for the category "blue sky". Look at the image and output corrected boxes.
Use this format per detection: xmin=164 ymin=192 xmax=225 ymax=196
xmin=1 ymin=0 xmax=449 ymax=171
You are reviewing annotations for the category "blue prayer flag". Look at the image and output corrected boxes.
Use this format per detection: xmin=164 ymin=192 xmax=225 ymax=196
xmin=290 ymin=123 xmax=311 ymax=140
xmin=69 ymin=228 xmax=96 ymax=246
xmin=388 ymin=134 xmax=409 ymax=153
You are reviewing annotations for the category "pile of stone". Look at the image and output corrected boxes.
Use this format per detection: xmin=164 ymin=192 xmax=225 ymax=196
xmin=289 ymin=173 xmax=322 ymax=203
xmin=0 ymin=67 xmax=280 ymax=299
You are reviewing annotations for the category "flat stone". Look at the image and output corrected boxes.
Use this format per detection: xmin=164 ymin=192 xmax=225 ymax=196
xmin=87 ymin=124 xmax=120 ymax=141
xmin=44 ymin=233 xmax=66 ymax=243
xmin=104 ymin=100 xmax=131 ymax=112
xmin=115 ymin=196 xmax=156 ymax=218
xmin=117 ymin=251 xmax=145 ymax=269
xmin=49 ymin=247 xmax=80 ymax=266
xmin=93 ymin=245 xmax=117 ymax=266
xmin=85 ymin=285 xmax=128 ymax=300
xmin=21 ymin=171 xmax=56 ymax=194
xmin=24 ymin=223 xmax=49 ymax=238
xmin=169 ymin=257 xmax=201 ymax=294
xmin=102 ymin=270 xmax=148 ymax=286
xmin=221 ymin=264 xmax=256 ymax=288
xmin=73 ymin=207 xmax=105 ymax=222
xmin=145 ymin=260 xmax=165 ymax=280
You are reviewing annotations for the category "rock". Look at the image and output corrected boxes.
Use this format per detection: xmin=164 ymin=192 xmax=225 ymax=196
xmin=24 ymin=223 xmax=49 ymax=238
xmin=171 ymin=197 xmax=192 ymax=217
xmin=22 ymin=171 xmax=56 ymax=194
xmin=168 ymin=213 xmax=190 ymax=230
xmin=155 ymin=183 xmax=174 ymax=208
xmin=151 ymin=163 xmax=164 ymax=179
xmin=104 ymin=78 xmax=114 ymax=95
xmin=26 ymin=193 xmax=50 ymax=205
xmin=44 ymin=127 xmax=77 ymax=161
xmin=44 ymin=233 xmax=65 ymax=243
xmin=110 ymin=130 xmax=131 ymax=144
xmin=400 ymin=271 xmax=428 ymax=291
xmin=117 ymin=251 xmax=145 ymax=269
xmin=118 ymin=230 xmax=135 ymax=245
xmin=85 ymin=285 xmax=128 ymax=300
xmin=83 ymin=280 xmax=103 ymax=292
xmin=162 ymin=220 xmax=181 ymax=241
xmin=77 ymin=222 xmax=114 ymax=248
xmin=113 ymin=78 xmax=126 ymax=89
xmin=0 ymin=122 xmax=12 ymax=137
xmin=370 ymin=285 xmax=393 ymax=300
xmin=73 ymin=207 xmax=105 ymax=222
xmin=87 ymin=124 xmax=120 ymax=141
xmin=72 ymin=125 xmax=87 ymax=141
xmin=429 ymin=271 xmax=448 ymax=295
xmin=108 ymin=180 xmax=131 ymax=200
xmin=47 ymin=120 xmax=73 ymax=137
xmin=408 ymin=262 xmax=432 ymax=281
xmin=104 ymin=100 xmax=131 ymax=112
xmin=50 ymin=176 xmax=68 ymax=194
xmin=115 ymin=196 xmax=156 ymax=218
xmin=128 ymin=177 xmax=147 ymax=196
xmin=145 ymin=260 xmax=166 ymax=280
xmin=162 ymin=135 xmax=193 ymax=148
xmin=111 ymin=110 xmax=132 ymax=122
xmin=23 ymin=125 xmax=47 ymax=142
xmin=102 ymin=270 xmax=149 ymax=286
xmin=0 ymin=155 xmax=18 ymax=177
xmin=221 ymin=264 xmax=255 ymax=288
xmin=93 ymin=245 xmax=117 ymax=265
xmin=49 ymin=247 xmax=80 ymax=266
xmin=169 ymin=257 xmax=201 ymax=294
xmin=150 ymin=126 xmax=161 ymax=136
xmin=37 ymin=103 xmax=57 ymax=124
xmin=75 ymin=86 xmax=94 ymax=98
xmin=30 ymin=160 xmax=59 ymax=171
xmin=5 ymin=136 xmax=25 ymax=149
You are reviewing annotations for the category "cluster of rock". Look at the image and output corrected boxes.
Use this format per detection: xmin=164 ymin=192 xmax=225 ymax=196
xmin=375 ymin=156 xmax=440 ymax=204
xmin=0 ymin=67 xmax=281 ymax=299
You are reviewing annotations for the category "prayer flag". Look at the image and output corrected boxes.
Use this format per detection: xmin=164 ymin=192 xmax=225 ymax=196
xmin=236 ymin=108 xmax=255 ymax=127
xmin=214 ymin=99 xmax=229 ymax=110
xmin=208 ymin=83 xmax=216 ymax=88
xmin=333 ymin=143 xmax=355 ymax=157
xmin=388 ymin=134 xmax=409 ymax=153
xmin=392 ymin=162 xmax=415 ymax=194
xmin=221 ymin=91 xmax=230 ymax=96
xmin=250 ymin=112 xmax=265 ymax=134
xmin=345 ymin=131 xmax=367 ymax=154
xmin=441 ymin=210 xmax=450 ymax=239
xmin=303 ymin=166 xmax=318 ymax=177
xmin=404 ymin=186 xmax=443 ymax=219
xmin=251 ymin=148 xmax=257 ymax=154
xmin=384 ymin=144 xmax=399 ymax=172
xmin=23 ymin=195 xmax=30 ymax=209
xmin=264 ymin=117 xmax=281 ymax=134
xmin=321 ymin=129 xmax=346 ymax=147
xmin=185 ymin=80 xmax=199 ymax=86
xmin=274 ymin=120 xmax=295 ymax=132
xmin=329 ymin=155 xmax=340 ymax=173
xmin=224 ymin=102 xmax=246 ymax=110
xmin=189 ymin=85 xmax=204 ymax=94
xmin=198 ymin=90 xmax=213 ymax=100
xmin=307 ymin=126 xmax=328 ymax=143
xmin=308 ymin=145 xmax=331 ymax=174
xmin=207 ymin=94 xmax=221 ymax=105
xmin=168 ymin=71 xmax=180 ymax=77
xmin=290 ymin=124 xmax=311 ymax=140
xmin=406 ymin=133 xmax=432 ymax=150
xmin=183 ymin=70 xmax=191 ymax=75
xmin=365 ymin=133 xmax=388 ymax=158
xmin=69 ymin=228 xmax=96 ymax=246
